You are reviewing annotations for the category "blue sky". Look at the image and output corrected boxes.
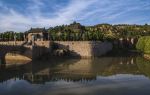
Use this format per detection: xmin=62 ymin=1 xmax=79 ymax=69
xmin=0 ymin=0 xmax=150 ymax=32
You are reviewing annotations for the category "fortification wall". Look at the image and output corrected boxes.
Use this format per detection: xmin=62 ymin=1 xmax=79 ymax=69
xmin=31 ymin=41 xmax=52 ymax=60
xmin=34 ymin=41 xmax=50 ymax=48
xmin=34 ymin=41 xmax=52 ymax=53
xmin=0 ymin=41 xmax=25 ymax=46
xmin=0 ymin=41 xmax=112 ymax=60
xmin=54 ymin=41 xmax=113 ymax=57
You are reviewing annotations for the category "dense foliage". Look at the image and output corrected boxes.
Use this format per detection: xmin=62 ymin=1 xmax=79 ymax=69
xmin=1 ymin=22 xmax=150 ymax=41
xmin=136 ymin=36 xmax=150 ymax=54
xmin=0 ymin=31 xmax=24 ymax=41
xmin=48 ymin=22 xmax=150 ymax=41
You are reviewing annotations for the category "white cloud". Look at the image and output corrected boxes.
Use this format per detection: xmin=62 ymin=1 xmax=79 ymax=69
xmin=0 ymin=0 xmax=97 ymax=32
xmin=83 ymin=0 xmax=150 ymax=25
xmin=0 ymin=0 xmax=150 ymax=32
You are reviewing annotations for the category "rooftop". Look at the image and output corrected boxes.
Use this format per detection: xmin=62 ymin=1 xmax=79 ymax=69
xmin=27 ymin=28 xmax=47 ymax=33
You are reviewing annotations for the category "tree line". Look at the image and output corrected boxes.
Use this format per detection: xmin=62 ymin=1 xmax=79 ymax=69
xmin=1 ymin=22 xmax=150 ymax=41
xmin=48 ymin=22 xmax=150 ymax=41
xmin=0 ymin=31 xmax=24 ymax=41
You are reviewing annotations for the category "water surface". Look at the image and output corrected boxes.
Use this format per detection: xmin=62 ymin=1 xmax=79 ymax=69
xmin=0 ymin=56 xmax=150 ymax=95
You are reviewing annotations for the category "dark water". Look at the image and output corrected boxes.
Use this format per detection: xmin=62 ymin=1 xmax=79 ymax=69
xmin=0 ymin=56 xmax=150 ymax=95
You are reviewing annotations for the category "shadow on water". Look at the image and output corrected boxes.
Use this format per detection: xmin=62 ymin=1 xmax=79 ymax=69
xmin=102 ymin=45 xmax=142 ymax=58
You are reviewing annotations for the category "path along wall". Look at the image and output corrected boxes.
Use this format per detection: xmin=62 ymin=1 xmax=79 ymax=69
xmin=54 ymin=41 xmax=113 ymax=58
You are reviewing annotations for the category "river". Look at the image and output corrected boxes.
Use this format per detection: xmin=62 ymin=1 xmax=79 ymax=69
xmin=0 ymin=56 xmax=150 ymax=95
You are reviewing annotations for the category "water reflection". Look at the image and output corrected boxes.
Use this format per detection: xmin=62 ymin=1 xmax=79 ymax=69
xmin=0 ymin=57 xmax=150 ymax=95
xmin=0 ymin=57 xmax=149 ymax=83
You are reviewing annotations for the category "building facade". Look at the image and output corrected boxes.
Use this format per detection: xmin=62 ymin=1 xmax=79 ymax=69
xmin=26 ymin=28 xmax=49 ymax=42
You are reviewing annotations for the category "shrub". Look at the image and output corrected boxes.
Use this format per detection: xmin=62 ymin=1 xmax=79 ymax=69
xmin=136 ymin=36 xmax=150 ymax=54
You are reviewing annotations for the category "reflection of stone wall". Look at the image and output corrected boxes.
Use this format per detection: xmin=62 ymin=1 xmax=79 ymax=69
xmin=0 ymin=57 xmax=144 ymax=84
xmin=54 ymin=41 xmax=112 ymax=57
xmin=56 ymin=57 xmax=139 ymax=76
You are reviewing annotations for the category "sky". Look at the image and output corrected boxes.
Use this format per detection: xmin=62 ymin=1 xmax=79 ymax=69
xmin=0 ymin=0 xmax=150 ymax=32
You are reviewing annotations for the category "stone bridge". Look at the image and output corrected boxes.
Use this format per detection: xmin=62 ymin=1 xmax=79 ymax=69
xmin=0 ymin=41 xmax=52 ymax=64
xmin=0 ymin=41 xmax=113 ymax=64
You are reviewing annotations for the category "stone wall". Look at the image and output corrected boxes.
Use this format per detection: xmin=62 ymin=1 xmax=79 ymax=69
xmin=0 ymin=41 xmax=25 ymax=46
xmin=31 ymin=41 xmax=52 ymax=60
xmin=34 ymin=41 xmax=50 ymax=47
xmin=0 ymin=41 xmax=112 ymax=60
xmin=12 ymin=41 xmax=53 ymax=60
xmin=0 ymin=41 xmax=52 ymax=60
xmin=54 ymin=41 xmax=112 ymax=58
xmin=34 ymin=41 xmax=52 ymax=53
